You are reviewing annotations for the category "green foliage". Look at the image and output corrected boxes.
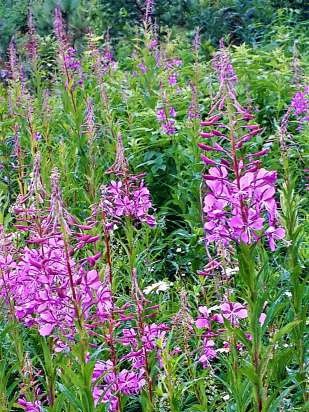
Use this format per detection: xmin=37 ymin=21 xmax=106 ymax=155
xmin=0 ymin=2 xmax=307 ymax=411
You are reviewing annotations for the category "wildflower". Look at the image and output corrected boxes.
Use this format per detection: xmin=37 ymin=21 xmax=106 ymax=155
xmin=85 ymin=98 xmax=96 ymax=142
xmin=188 ymin=83 xmax=200 ymax=120
xmin=291 ymin=90 xmax=308 ymax=116
xmin=219 ymin=301 xmax=248 ymax=326
xmin=195 ymin=306 xmax=211 ymax=329
xmin=53 ymin=7 xmax=82 ymax=87
xmin=8 ymin=38 xmax=20 ymax=81
xmin=18 ymin=398 xmax=43 ymax=412
xmin=103 ymin=134 xmax=156 ymax=228
xmin=199 ymin=41 xmax=285 ymax=252
xmin=162 ymin=119 xmax=176 ymax=135
xmin=168 ymin=73 xmax=177 ymax=86
xmin=138 ymin=62 xmax=148 ymax=74
xmin=199 ymin=339 xmax=217 ymax=368
xmin=156 ymin=108 xmax=166 ymax=121
xmin=144 ymin=0 xmax=155 ymax=26
xmin=193 ymin=28 xmax=201 ymax=54
xmin=102 ymin=179 xmax=156 ymax=228
xmin=26 ymin=11 xmax=38 ymax=64
xmin=259 ymin=312 xmax=266 ymax=326
xmin=156 ymin=105 xmax=177 ymax=135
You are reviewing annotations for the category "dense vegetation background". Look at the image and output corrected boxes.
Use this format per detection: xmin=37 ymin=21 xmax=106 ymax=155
xmin=0 ymin=1 xmax=308 ymax=411
xmin=0 ymin=0 xmax=308 ymax=57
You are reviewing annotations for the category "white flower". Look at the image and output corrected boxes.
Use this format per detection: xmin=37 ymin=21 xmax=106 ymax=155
xmin=143 ymin=280 xmax=172 ymax=295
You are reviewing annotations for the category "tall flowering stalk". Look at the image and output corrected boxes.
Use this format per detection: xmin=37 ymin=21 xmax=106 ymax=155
xmin=200 ymin=41 xmax=285 ymax=261
xmin=198 ymin=41 xmax=285 ymax=411
xmin=53 ymin=7 xmax=82 ymax=112
xmin=144 ymin=0 xmax=155 ymax=28
xmin=26 ymin=11 xmax=38 ymax=66
xmin=92 ymin=131 xmax=161 ymax=410
xmin=84 ymin=98 xmax=97 ymax=200
xmin=87 ymin=32 xmax=117 ymax=140
xmin=8 ymin=38 xmax=20 ymax=82
xmin=102 ymin=133 xmax=156 ymax=228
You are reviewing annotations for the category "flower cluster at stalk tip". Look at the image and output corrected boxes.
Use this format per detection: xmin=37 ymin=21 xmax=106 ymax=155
xmin=198 ymin=40 xmax=285 ymax=259
xmin=156 ymin=106 xmax=177 ymax=135
xmin=101 ymin=179 xmax=156 ymax=228
xmin=101 ymin=133 xmax=156 ymax=228
xmin=53 ymin=7 xmax=83 ymax=86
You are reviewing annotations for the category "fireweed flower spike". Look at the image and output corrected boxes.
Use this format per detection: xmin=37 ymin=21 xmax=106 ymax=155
xmin=53 ymin=7 xmax=82 ymax=89
xmin=26 ymin=11 xmax=38 ymax=64
xmin=156 ymin=104 xmax=177 ymax=135
xmin=188 ymin=82 xmax=200 ymax=120
xmin=43 ymin=168 xmax=76 ymax=236
xmin=199 ymin=40 xmax=285 ymax=259
xmin=103 ymin=134 xmax=156 ymax=228
xmin=144 ymin=0 xmax=155 ymax=27
xmin=85 ymin=97 xmax=96 ymax=142
xmin=8 ymin=38 xmax=20 ymax=81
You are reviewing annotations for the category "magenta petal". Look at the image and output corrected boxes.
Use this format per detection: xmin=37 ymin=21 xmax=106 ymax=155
xmin=39 ymin=323 xmax=54 ymax=336
xmin=195 ymin=318 xmax=210 ymax=328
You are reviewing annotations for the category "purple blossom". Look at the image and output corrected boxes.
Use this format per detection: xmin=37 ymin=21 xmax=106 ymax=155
xmin=212 ymin=39 xmax=237 ymax=88
xmin=144 ymin=0 xmax=155 ymax=26
xmin=193 ymin=28 xmax=201 ymax=54
xmin=195 ymin=306 xmax=211 ymax=329
xmin=199 ymin=42 xmax=285 ymax=253
xmin=169 ymin=107 xmax=176 ymax=118
xmin=199 ymin=339 xmax=217 ymax=368
xmin=291 ymin=90 xmax=308 ymax=115
xmin=138 ymin=62 xmax=148 ymax=74
xmin=64 ymin=47 xmax=81 ymax=71
xmin=156 ymin=108 xmax=166 ymax=121
xmin=53 ymin=6 xmax=67 ymax=45
xmin=156 ymin=106 xmax=177 ymax=135
xmin=26 ymin=11 xmax=38 ymax=63
xmin=165 ymin=58 xmax=182 ymax=69
xmin=102 ymin=179 xmax=156 ymax=228
xmin=18 ymin=398 xmax=43 ymax=412
xmin=219 ymin=301 xmax=248 ymax=326
xmin=162 ymin=119 xmax=176 ymax=135
xmin=187 ymin=83 xmax=200 ymax=120
xmin=168 ymin=73 xmax=177 ymax=86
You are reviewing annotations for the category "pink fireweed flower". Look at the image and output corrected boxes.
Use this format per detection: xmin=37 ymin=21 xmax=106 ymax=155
xmin=195 ymin=306 xmax=211 ymax=329
xmin=168 ymin=73 xmax=177 ymax=86
xmin=138 ymin=62 xmax=148 ymax=74
xmin=43 ymin=168 xmax=77 ymax=235
xmin=162 ymin=119 xmax=176 ymax=135
xmin=53 ymin=7 xmax=83 ymax=87
xmin=18 ymin=398 xmax=43 ymax=412
xmin=199 ymin=339 xmax=217 ymax=368
xmin=199 ymin=41 xmax=285 ymax=255
xmin=220 ymin=301 xmax=248 ymax=326
xmin=144 ymin=0 xmax=155 ymax=26
xmin=291 ymin=90 xmax=308 ymax=116
xmin=26 ymin=11 xmax=38 ymax=64
xmin=193 ymin=28 xmax=201 ymax=54
xmin=64 ymin=47 xmax=81 ymax=72
xmin=102 ymin=179 xmax=156 ymax=228
xmin=92 ymin=360 xmax=146 ymax=410
xmin=103 ymin=134 xmax=156 ymax=228
xmin=188 ymin=83 xmax=200 ymax=120
xmin=85 ymin=97 xmax=96 ymax=141
xmin=156 ymin=108 xmax=166 ymax=121
xmin=156 ymin=105 xmax=177 ymax=135
xmin=8 ymin=38 xmax=21 ymax=81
